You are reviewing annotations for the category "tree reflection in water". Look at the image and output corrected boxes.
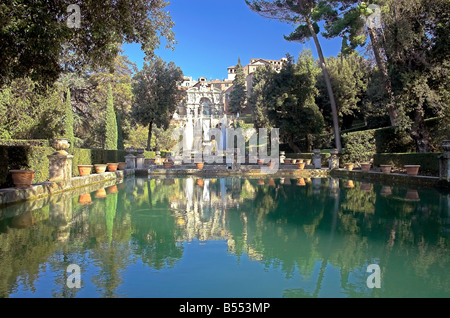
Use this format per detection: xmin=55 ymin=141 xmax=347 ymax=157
xmin=0 ymin=176 xmax=448 ymax=297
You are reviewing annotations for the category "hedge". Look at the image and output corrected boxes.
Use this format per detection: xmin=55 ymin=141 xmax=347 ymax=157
xmin=0 ymin=145 xmax=171 ymax=188
xmin=373 ymin=153 xmax=442 ymax=175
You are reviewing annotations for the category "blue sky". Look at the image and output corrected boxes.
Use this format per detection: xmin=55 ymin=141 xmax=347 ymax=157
xmin=122 ymin=0 xmax=343 ymax=80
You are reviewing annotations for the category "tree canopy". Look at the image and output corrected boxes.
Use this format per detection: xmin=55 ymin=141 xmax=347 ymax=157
xmin=0 ymin=0 xmax=175 ymax=87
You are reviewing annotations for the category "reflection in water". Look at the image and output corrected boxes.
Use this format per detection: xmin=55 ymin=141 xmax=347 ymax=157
xmin=0 ymin=177 xmax=449 ymax=298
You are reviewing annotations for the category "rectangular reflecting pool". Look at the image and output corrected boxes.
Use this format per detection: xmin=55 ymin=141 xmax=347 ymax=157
xmin=0 ymin=176 xmax=449 ymax=298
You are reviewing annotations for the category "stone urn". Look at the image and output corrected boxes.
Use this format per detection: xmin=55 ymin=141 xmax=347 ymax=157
xmin=296 ymin=162 xmax=306 ymax=170
xmin=9 ymin=170 xmax=35 ymax=188
xmin=360 ymin=163 xmax=371 ymax=172
xmin=78 ymin=165 xmax=92 ymax=177
xmin=107 ymin=163 xmax=119 ymax=172
xmin=126 ymin=147 xmax=135 ymax=154
xmin=345 ymin=163 xmax=354 ymax=171
xmin=136 ymin=148 xmax=145 ymax=154
xmin=78 ymin=193 xmax=92 ymax=205
xmin=195 ymin=162 xmax=204 ymax=169
xmin=51 ymin=138 xmax=71 ymax=155
xmin=94 ymin=164 xmax=107 ymax=174
xmin=380 ymin=165 xmax=392 ymax=174
xmin=118 ymin=162 xmax=127 ymax=170
xmin=404 ymin=165 xmax=420 ymax=176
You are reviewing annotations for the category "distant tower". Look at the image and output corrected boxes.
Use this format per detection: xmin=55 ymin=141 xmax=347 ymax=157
xmin=227 ymin=66 xmax=236 ymax=81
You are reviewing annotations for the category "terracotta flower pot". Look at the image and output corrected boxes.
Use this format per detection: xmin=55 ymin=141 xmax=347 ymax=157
xmin=266 ymin=162 xmax=275 ymax=169
xmin=257 ymin=159 xmax=264 ymax=165
xmin=78 ymin=193 xmax=92 ymax=205
xmin=345 ymin=163 xmax=354 ymax=171
xmin=94 ymin=164 xmax=107 ymax=174
xmin=344 ymin=180 xmax=355 ymax=188
xmin=360 ymin=182 xmax=372 ymax=191
xmin=268 ymin=178 xmax=276 ymax=187
xmin=118 ymin=162 xmax=127 ymax=170
xmin=404 ymin=165 xmax=420 ymax=176
xmin=78 ymin=165 xmax=92 ymax=177
xmin=297 ymin=159 xmax=304 ymax=164
xmin=196 ymin=179 xmax=204 ymax=186
xmin=284 ymin=159 xmax=292 ymax=165
xmin=107 ymin=163 xmax=119 ymax=172
xmin=304 ymin=159 xmax=311 ymax=165
xmin=196 ymin=162 xmax=204 ymax=169
xmin=9 ymin=170 xmax=35 ymax=188
xmin=107 ymin=185 xmax=118 ymax=194
xmin=95 ymin=188 xmax=107 ymax=198
xmin=163 ymin=161 xmax=172 ymax=169
xmin=405 ymin=189 xmax=420 ymax=201
xmin=380 ymin=165 xmax=392 ymax=174
xmin=258 ymin=179 xmax=265 ymax=185
xmin=296 ymin=178 xmax=306 ymax=186
xmin=360 ymin=163 xmax=371 ymax=172
xmin=296 ymin=162 xmax=306 ymax=170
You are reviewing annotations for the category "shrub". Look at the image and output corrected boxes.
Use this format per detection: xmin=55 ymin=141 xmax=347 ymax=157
xmin=341 ymin=130 xmax=376 ymax=164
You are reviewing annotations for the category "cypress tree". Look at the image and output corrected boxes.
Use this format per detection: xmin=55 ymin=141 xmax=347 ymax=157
xmin=116 ymin=113 xmax=124 ymax=150
xmin=105 ymin=84 xmax=118 ymax=150
xmin=63 ymin=88 xmax=74 ymax=149
xmin=228 ymin=58 xmax=247 ymax=115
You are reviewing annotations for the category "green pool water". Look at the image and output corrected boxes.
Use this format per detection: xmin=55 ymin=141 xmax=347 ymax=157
xmin=0 ymin=176 xmax=449 ymax=298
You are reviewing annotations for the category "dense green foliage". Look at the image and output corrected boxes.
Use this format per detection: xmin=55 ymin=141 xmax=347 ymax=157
xmin=132 ymin=57 xmax=184 ymax=151
xmin=228 ymin=58 xmax=247 ymax=114
xmin=62 ymin=88 xmax=74 ymax=149
xmin=104 ymin=84 xmax=118 ymax=150
xmin=251 ymin=50 xmax=325 ymax=152
xmin=0 ymin=0 xmax=175 ymax=87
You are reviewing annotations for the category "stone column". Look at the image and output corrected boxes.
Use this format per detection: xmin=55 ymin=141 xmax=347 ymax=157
xmin=313 ymin=149 xmax=322 ymax=169
xmin=439 ymin=140 xmax=450 ymax=182
xmin=136 ymin=148 xmax=145 ymax=169
xmin=125 ymin=154 xmax=136 ymax=169
xmin=329 ymin=149 xmax=340 ymax=170
xmin=49 ymin=192 xmax=72 ymax=242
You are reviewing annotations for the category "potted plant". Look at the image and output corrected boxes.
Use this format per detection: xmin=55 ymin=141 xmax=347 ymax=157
xmin=380 ymin=165 xmax=392 ymax=174
xmin=257 ymin=159 xmax=264 ymax=165
xmin=304 ymin=159 xmax=311 ymax=165
xmin=296 ymin=178 xmax=306 ymax=186
xmin=78 ymin=165 xmax=93 ymax=177
xmin=196 ymin=179 xmax=204 ymax=186
xmin=195 ymin=162 xmax=204 ymax=169
xmin=95 ymin=188 xmax=107 ymax=198
xmin=94 ymin=164 xmax=107 ymax=174
xmin=9 ymin=170 xmax=35 ymax=188
xmin=284 ymin=158 xmax=292 ymax=165
xmin=107 ymin=185 xmax=118 ymax=194
xmin=297 ymin=159 xmax=304 ymax=163
xmin=107 ymin=163 xmax=119 ymax=172
xmin=163 ymin=161 xmax=172 ymax=169
xmin=78 ymin=193 xmax=92 ymax=205
xmin=404 ymin=165 xmax=420 ymax=176
xmin=296 ymin=162 xmax=306 ymax=170
xmin=118 ymin=162 xmax=127 ymax=170
xmin=345 ymin=163 xmax=354 ymax=171
xmin=360 ymin=163 xmax=371 ymax=172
